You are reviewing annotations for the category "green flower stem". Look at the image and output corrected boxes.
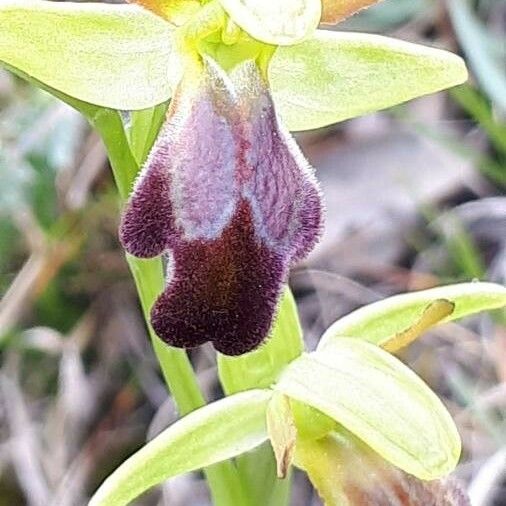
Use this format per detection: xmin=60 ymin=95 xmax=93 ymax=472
xmin=93 ymin=110 xmax=250 ymax=506
xmin=126 ymin=256 xmax=205 ymax=413
xmin=236 ymin=444 xmax=291 ymax=506
xmin=126 ymin=255 xmax=251 ymax=506
xmin=218 ymin=288 xmax=304 ymax=506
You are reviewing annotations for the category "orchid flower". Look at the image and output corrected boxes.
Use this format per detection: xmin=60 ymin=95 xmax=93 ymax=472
xmin=119 ymin=51 xmax=322 ymax=355
xmin=90 ymin=282 xmax=506 ymax=505
xmin=108 ymin=0 xmax=375 ymax=356
xmin=3 ymin=1 xmax=505 ymax=505
xmin=89 ymin=0 xmax=456 ymax=356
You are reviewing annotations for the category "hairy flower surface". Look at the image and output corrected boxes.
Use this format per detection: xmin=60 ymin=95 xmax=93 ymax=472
xmin=120 ymin=58 xmax=322 ymax=355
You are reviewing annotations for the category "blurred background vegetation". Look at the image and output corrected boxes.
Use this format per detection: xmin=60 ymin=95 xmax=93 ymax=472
xmin=0 ymin=0 xmax=505 ymax=504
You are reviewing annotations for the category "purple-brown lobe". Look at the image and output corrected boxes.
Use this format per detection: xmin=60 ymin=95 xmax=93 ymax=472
xmin=233 ymin=62 xmax=323 ymax=261
xmin=120 ymin=64 xmax=239 ymax=254
xmin=151 ymin=200 xmax=286 ymax=355
xmin=119 ymin=122 xmax=176 ymax=258
xmin=119 ymin=58 xmax=323 ymax=355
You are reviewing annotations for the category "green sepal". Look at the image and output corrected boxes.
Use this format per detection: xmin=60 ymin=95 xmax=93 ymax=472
xmin=275 ymin=340 xmax=461 ymax=480
xmin=219 ymin=0 xmax=321 ymax=46
xmin=1 ymin=3 xmax=468 ymax=132
xmin=0 ymin=0 xmax=178 ymax=110
xmin=269 ymin=30 xmax=468 ymax=131
xmin=290 ymin=400 xmax=337 ymax=442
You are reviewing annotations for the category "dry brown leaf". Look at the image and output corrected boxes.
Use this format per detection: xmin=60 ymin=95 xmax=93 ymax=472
xmin=382 ymin=299 xmax=455 ymax=353
xmin=266 ymin=393 xmax=297 ymax=478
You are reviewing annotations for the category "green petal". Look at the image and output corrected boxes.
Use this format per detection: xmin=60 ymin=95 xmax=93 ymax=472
xmin=276 ymin=341 xmax=461 ymax=479
xmin=0 ymin=0 xmax=178 ymax=110
xmin=269 ymin=30 xmax=468 ymax=131
xmin=319 ymin=281 xmax=506 ymax=349
xmin=219 ymin=0 xmax=321 ymax=45
xmin=89 ymin=389 xmax=272 ymax=506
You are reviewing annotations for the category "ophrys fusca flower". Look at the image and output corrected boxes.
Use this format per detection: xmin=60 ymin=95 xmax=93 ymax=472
xmin=120 ymin=57 xmax=323 ymax=355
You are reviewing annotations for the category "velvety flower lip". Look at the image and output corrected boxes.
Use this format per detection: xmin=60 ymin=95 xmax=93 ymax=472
xmin=119 ymin=57 xmax=323 ymax=356
xmin=151 ymin=199 xmax=287 ymax=355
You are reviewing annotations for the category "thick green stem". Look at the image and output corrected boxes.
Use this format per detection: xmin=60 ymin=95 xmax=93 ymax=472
xmin=218 ymin=288 xmax=303 ymax=506
xmin=126 ymin=255 xmax=205 ymax=413
xmin=126 ymin=255 xmax=250 ymax=506
xmin=93 ymin=109 xmax=250 ymax=506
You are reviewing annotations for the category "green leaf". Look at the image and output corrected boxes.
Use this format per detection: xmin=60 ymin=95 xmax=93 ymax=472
xmin=447 ymin=0 xmax=506 ymax=113
xmin=218 ymin=288 xmax=302 ymax=506
xmin=90 ymin=389 xmax=272 ymax=506
xmin=218 ymin=288 xmax=304 ymax=395
xmin=219 ymin=0 xmax=321 ymax=45
xmin=269 ymin=30 xmax=468 ymax=131
xmin=5 ymin=61 xmax=211 ymax=422
xmin=235 ymin=444 xmax=291 ymax=506
xmin=102 ymin=100 xmax=251 ymax=506
xmin=0 ymin=0 xmax=178 ymax=110
xmin=319 ymin=281 xmax=506 ymax=349
xmin=127 ymin=103 xmax=169 ymax=165
xmin=275 ymin=340 xmax=461 ymax=479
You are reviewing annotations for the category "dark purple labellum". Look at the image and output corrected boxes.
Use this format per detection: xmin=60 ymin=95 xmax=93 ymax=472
xmin=151 ymin=200 xmax=287 ymax=355
xmin=119 ymin=58 xmax=323 ymax=356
